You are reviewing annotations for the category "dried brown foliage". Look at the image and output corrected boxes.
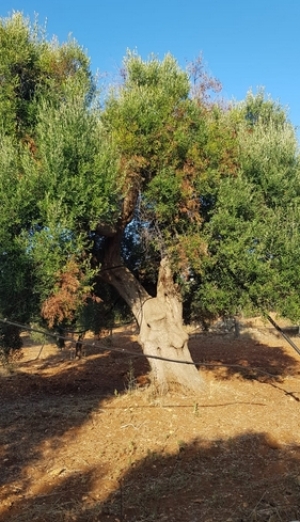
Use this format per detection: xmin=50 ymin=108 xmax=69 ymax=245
xmin=41 ymin=259 xmax=95 ymax=328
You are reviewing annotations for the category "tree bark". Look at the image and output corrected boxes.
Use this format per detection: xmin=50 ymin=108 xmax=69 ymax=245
xmin=101 ymin=248 xmax=204 ymax=393
xmin=138 ymin=258 xmax=204 ymax=393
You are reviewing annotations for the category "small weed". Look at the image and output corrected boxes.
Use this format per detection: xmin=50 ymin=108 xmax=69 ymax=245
xmin=129 ymin=440 xmax=137 ymax=453
xmin=30 ymin=329 xmax=47 ymax=345
xmin=125 ymin=359 xmax=136 ymax=392
xmin=147 ymin=449 xmax=160 ymax=460
xmin=177 ymin=440 xmax=187 ymax=451
xmin=0 ymin=346 xmax=20 ymax=372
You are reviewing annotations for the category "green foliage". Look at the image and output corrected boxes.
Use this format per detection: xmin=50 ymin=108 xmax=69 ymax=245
xmin=0 ymin=12 xmax=92 ymax=138
xmin=190 ymin=92 xmax=300 ymax=323
xmin=103 ymin=53 xmax=238 ymax=256
xmin=0 ymin=13 xmax=120 ymax=337
xmin=1 ymin=11 xmax=300 ymax=340
xmin=242 ymin=89 xmax=287 ymax=128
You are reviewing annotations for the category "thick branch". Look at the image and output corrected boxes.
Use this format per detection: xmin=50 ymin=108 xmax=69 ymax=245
xmin=100 ymin=264 xmax=150 ymax=325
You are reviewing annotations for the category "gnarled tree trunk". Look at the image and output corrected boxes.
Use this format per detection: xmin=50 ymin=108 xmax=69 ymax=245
xmin=138 ymin=258 xmax=204 ymax=393
xmin=97 ymin=172 xmax=204 ymax=392
xmin=101 ymin=243 xmax=204 ymax=393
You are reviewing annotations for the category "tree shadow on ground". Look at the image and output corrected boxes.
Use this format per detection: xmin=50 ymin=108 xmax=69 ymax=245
xmin=13 ymin=322 xmax=300 ymax=390
xmin=1 ymin=432 xmax=300 ymax=522
xmin=0 ymin=330 xmax=149 ymax=497
xmin=1 ymin=326 xmax=300 ymax=521
xmin=189 ymin=329 xmax=300 ymax=384
xmin=5 ymin=328 xmax=150 ymax=397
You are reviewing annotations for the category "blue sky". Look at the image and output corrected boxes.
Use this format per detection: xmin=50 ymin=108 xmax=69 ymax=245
xmin=1 ymin=1 xmax=300 ymax=137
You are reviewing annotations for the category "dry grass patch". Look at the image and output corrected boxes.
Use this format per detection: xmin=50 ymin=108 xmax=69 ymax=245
xmin=1 ymin=321 xmax=300 ymax=521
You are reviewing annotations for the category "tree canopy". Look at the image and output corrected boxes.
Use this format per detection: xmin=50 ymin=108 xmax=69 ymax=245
xmin=1 ymin=13 xmax=300 ymax=389
xmin=194 ymin=92 xmax=300 ymax=322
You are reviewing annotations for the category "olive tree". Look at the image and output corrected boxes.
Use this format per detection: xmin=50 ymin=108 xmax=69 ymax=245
xmin=93 ymin=53 xmax=238 ymax=391
xmin=3 ymin=14 xmax=300 ymax=392
xmin=191 ymin=92 xmax=300 ymax=322
xmin=0 ymin=16 xmax=237 ymax=390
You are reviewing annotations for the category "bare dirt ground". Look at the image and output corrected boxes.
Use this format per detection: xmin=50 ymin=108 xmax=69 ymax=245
xmin=1 ymin=316 xmax=300 ymax=522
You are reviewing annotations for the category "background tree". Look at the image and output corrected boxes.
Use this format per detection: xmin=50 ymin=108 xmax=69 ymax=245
xmin=0 ymin=13 xmax=112 ymax=352
xmin=190 ymin=91 xmax=300 ymax=323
